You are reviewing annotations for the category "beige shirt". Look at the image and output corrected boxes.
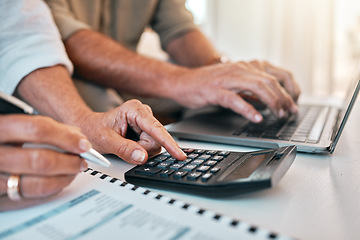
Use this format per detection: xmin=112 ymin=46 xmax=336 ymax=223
xmin=45 ymin=0 xmax=197 ymax=51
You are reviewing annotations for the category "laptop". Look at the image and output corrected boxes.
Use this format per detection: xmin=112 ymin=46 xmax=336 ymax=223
xmin=167 ymin=80 xmax=360 ymax=153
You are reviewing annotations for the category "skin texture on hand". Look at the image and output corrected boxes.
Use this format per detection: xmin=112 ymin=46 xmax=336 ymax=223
xmin=0 ymin=115 xmax=90 ymax=211
xmin=248 ymin=60 xmax=301 ymax=102
xmin=73 ymin=99 xmax=187 ymax=165
xmin=170 ymin=61 xmax=299 ymax=122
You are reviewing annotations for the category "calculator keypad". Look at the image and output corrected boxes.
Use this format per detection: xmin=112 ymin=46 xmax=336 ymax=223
xmin=125 ymin=145 xmax=297 ymax=197
xmin=137 ymin=148 xmax=230 ymax=182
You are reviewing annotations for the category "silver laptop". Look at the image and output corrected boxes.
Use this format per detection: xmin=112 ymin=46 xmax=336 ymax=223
xmin=167 ymin=80 xmax=360 ymax=153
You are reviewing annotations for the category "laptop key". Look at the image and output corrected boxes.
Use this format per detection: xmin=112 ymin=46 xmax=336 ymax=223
xmin=291 ymin=136 xmax=307 ymax=142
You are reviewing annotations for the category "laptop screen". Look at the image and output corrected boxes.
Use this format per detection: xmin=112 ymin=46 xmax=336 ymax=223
xmin=330 ymin=80 xmax=360 ymax=153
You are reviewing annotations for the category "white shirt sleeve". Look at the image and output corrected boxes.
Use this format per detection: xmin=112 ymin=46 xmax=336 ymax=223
xmin=0 ymin=0 xmax=73 ymax=95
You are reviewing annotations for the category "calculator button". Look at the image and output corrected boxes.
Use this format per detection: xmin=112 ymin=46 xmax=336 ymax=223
xmin=210 ymin=167 xmax=221 ymax=173
xmin=194 ymin=149 xmax=206 ymax=154
xmin=157 ymin=162 xmax=172 ymax=169
xmin=197 ymin=166 xmax=210 ymax=172
xmin=187 ymin=153 xmax=199 ymax=159
xmin=166 ymin=157 xmax=177 ymax=163
xmin=206 ymin=150 xmax=218 ymax=155
xmin=162 ymin=152 xmax=171 ymax=157
xmin=211 ymin=156 xmax=224 ymax=162
xmin=154 ymin=155 xmax=168 ymax=162
xmin=204 ymin=160 xmax=217 ymax=166
xmin=145 ymin=160 xmax=158 ymax=167
xmin=182 ymin=148 xmax=194 ymax=154
xmin=170 ymin=163 xmax=185 ymax=170
xmin=218 ymin=151 xmax=230 ymax=156
xmin=160 ymin=169 xmax=174 ymax=177
xmin=173 ymin=171 xmax=187 ymax=179
xmin=201 ymin=173 xmax=212 ymax=182
xmin=192 ymin=159 xmax=204 ymax=165
xmin=135 ymin=166 xmax=161 ymax=175
xmin=182 ymin=164 xmax=197 ymax=171
xmin=187 ymin=172 xmax=202 ymax=180
xmin=198 ymin=154 xmax=211 ymax=160
xmin=182 ymin=158 xmax=193 ymax=164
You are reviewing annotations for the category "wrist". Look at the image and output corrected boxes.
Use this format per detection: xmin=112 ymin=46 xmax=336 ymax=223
xmin=67 ymin=107 xmax=94 ymax=130
xmin=160 ymin=65 xmax=190 ymax=99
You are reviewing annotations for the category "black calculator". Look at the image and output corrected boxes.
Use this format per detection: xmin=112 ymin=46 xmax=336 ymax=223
xmin=125 ymin=145 xmax=296 ymax=197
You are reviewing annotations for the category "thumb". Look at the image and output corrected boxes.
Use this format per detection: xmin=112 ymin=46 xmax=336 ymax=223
xmin=113 ymin=137 xmax=149 ymax=165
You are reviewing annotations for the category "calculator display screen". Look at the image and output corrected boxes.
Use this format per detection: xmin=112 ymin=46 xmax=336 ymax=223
xmin=223 ymin=153 xmax=269 ymax=181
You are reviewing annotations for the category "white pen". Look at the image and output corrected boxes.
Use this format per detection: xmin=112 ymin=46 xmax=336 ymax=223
xmin=80 ymin=148 xmax=112 ymax=167
xmin=0 ymin=92 xmax=112 ymax=167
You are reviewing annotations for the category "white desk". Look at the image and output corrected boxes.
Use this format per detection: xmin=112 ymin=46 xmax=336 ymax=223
xmin=92 ymin=100 xmax=360 ymax=240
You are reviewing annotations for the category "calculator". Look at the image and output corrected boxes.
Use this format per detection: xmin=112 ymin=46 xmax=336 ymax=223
xmin=125 ymin=145 xmax=297 ymax=197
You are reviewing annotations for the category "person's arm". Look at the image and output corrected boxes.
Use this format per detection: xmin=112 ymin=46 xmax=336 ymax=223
xmin=65 ymin=29 xmax=296 ymax=122
xmin=1 ymin=0 xmax=185 ymax=164
xmin=45 ymin=0 xmax=298 ymax=121
xmin=16 ymin=65 xmax=186 ymax=164
xmin=166 ymin=29 xmax=220 ymax=68
xmin=153 ymin=0 xmax=300 ymax=104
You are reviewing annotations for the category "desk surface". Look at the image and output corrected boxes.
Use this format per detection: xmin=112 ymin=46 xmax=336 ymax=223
xmin=92 ymin=101 xmax=360 ymax=240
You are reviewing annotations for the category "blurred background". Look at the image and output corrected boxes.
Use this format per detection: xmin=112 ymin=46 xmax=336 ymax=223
xmin=138 ymin=0 xmax=360 ymax=99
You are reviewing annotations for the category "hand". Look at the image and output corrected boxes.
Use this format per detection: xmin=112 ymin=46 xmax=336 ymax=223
xmin=172 ymin=61 xmax=300 ymax=122
xmin=248 ymin=60 xmax=301 ymax=102
xmin=75 ymin=99 xmax=187 ymax=165
xmin=0 ymin=115 xmax=90 ymax=211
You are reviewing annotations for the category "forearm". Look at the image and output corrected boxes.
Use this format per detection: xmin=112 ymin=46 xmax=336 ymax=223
xmin=15 ymin=65 xmax=92 ymax=126
xmin=14 ymin=64 xmax=186 ymax=163
xmin=65 ymin=29 xmax=187 ymax=99
xmin=166 ymin=29 xmax=220 ymax=67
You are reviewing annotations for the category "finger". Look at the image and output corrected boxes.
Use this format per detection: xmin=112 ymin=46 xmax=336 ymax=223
xmin=0 ymin=146 xmax=88 ymax=175
xmin=0 ymin=115 xmax=92 ymax=154
xmin=21 ymin=175 xmax=76 ymax=199
xmin=243 ymin=60 xmax=264 ymax=71
xmin=256 ymin=72 xmax=296 ymax=116
xmin=0 ymin=173 xmax=76 ymax=199
xmin=263 ymin=61 xmax=301 ymax=103
xmin=132 ymin=116 xmax=186 ymax=160
xmin=248 ymin=60 xmax=299 ymax=113
xmin=119 ymin=100 xmax=187 ymax=161
xmin=221 ymin=72 xmax=286 ymax=118
xmin=0 ymin=194 xmax=49 ymax=211
xmin=207 ymin=88 xmax=263 ymax=123
xmin=143 ymin=104 xmax=153 ymax=114
xmin=104 ymin=129 xmax=149 ymax=165
xmin=137 ymin=132 xmax=162 ymax=157
xmin=238 ymin=92 xmax=267 ymax=110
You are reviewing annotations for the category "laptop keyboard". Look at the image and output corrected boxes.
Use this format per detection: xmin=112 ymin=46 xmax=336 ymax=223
xmin=232 ymin=105 xmax=329 ymax=143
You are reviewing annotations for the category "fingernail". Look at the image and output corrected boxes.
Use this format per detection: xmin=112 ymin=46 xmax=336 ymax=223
xmin=278 ymin=109 xmax=285 ymax=118
xmin=291 ymin=104 xmax=298 ymax=113
xmin=131 ymin=150 xmax=146 ymax=163
xmin=80 ymin=161 xmax=88 ymax=172
xmin=79 ymin=139 xmax=92 ymax=152
xmin=254 ymin=114 xmax=263 ymax=123
xmin=179 ymin=149 xmax=187 ymax=159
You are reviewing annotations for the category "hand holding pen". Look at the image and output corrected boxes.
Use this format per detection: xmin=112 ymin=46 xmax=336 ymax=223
xmin=0 ymin=91 xmax=112 ymax=210
xmin=0 ymin=114 xmax=97 ymax=210
xmin=0 ymin=92 xmax=111 ymax=167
